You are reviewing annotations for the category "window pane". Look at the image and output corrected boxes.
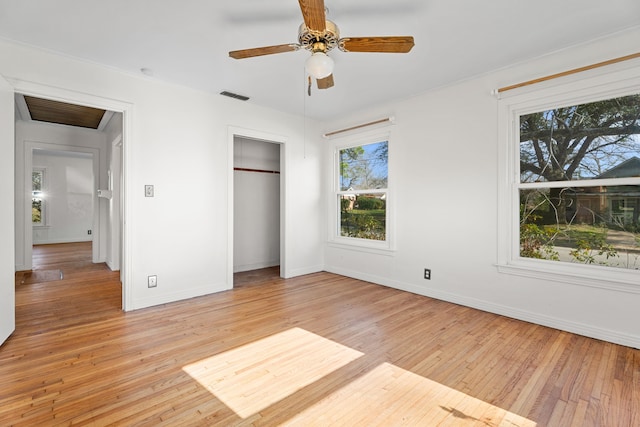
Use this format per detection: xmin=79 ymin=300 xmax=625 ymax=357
xmin=519 ymin=186 xmax=640 ymax=269
xmin=32 ymin=171 xmax=42 ymax=192
xmin=32 ymin=170 xmax=44 ymax=224
xmin=32 ymin=198 xmax=42 ymax=223
xmin=339 ymin=193 xmax=386 ymax=240
xmin=339 ymin=141 xmax=388 ymax=191
xmin=519 ymin=94 xmax=640 ymax=183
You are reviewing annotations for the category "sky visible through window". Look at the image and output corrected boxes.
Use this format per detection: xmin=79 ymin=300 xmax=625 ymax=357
xmin=339 ymin=141 xmax=388 ymax=191
xmin=519 ymin=94 xmax=640 ymax=183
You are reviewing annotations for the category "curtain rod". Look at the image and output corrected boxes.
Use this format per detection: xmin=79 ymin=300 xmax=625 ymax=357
xmin=323 ymin=117 xmax=394 ymax=138
xmin=497 ymin=52 xmax=640 ymax=94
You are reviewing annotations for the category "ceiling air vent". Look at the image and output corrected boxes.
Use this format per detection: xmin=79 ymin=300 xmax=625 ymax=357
xmin=220 ymin=91 xmax=249 ymax=101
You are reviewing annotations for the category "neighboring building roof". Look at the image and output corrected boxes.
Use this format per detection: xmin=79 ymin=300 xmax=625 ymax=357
xmin=597 ymin=156 xmax=640 ymax=179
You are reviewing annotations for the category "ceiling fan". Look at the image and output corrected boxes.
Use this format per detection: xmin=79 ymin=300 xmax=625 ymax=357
xmin=228 ymin=0 xmax=415 ymax=90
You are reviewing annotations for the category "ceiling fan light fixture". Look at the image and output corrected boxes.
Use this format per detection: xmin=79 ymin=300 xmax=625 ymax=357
xmin=305 ymin=52 xmax=334 ymax=79
xmin=228 ymin=1 xmax=415 ymax=90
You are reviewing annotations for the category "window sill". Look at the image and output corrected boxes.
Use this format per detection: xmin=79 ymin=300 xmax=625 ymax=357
xmin=328 ymin=239 xmax=396 ymax=256
xmin=496 ymin=260 xmax=640 ymax=294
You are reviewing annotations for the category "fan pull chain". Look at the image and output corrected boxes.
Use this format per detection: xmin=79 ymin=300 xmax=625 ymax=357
xmin=307 ymin=76 xmax=312 ymax=96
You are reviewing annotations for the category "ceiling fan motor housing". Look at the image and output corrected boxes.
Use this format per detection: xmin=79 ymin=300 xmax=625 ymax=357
xmin=298 ymin=20 xmax=340 ymax=53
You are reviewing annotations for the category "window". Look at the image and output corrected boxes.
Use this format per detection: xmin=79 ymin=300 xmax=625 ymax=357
xmin=335 ymin=139 xmax=389 ymax=246
xmin=498 ymin=65 xmax=640 ymax=289
xmin=32 ymin=168 xmax=46 ymax=226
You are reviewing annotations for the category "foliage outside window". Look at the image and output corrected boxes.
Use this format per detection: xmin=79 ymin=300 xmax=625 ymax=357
xmin=337 ymin=140 xmax=388 ymax=242
xmin=518 ymin=93 xmax=640 ymax=270
xmin=32 ymin=169 xmax=45 ymax=225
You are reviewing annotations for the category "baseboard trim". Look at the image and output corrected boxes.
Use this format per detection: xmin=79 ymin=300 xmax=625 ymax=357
xmin=105 ymin=260 xmax=119 ymax=272
xmin=284 ymin=265 xmax=324 ymax=279
xmin=324 ymin=266 xmax=640 ymax=349
xmin=15 ymin=265 xmax=29 ymax=273
xmin=129 ymin=282 xmax=231 ymax=311
xmin=33 ymin=238 xmax=92 ymax=245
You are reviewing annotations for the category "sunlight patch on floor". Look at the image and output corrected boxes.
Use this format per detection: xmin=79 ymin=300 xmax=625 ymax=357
xmin=282 ymin=362 xmax=537 ymax=426
xmin=183 ymin=328 xmax=535 ymax=425
xmin=182 ymin=327 xmax=364 ymax=418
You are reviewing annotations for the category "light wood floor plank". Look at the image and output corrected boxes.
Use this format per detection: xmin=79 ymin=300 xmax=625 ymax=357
xmin=1 ymin=242 xmax=639 ymax=426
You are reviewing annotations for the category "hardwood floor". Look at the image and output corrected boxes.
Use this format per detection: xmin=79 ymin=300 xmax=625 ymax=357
xmin=1 ymin=244 xmax=638 ymax=426
xmin=13 ymin=243 xmax=121 ymax=334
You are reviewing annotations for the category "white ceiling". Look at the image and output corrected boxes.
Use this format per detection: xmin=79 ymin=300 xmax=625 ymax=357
xmin=1 ymin=0 xmax=639 ymax=121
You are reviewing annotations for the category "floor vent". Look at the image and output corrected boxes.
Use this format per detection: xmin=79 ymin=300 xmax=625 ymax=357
xmin=220 ymin=91 xmax=250 ymax=101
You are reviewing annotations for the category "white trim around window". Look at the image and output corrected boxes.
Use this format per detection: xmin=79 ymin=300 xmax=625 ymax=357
xmin=496 ymin=60 xmax=640 ymax=293
xmin=328 ymin=129 xmax=396 ymax=253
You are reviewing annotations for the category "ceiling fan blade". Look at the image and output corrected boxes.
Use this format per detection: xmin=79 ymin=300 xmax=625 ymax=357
xmin=229 ymin=44 xmax=299 ymax=59
xmin=339 ymin=36 xmax=415 ymax=53
xmin=298 ymin=0 xmax=326 ymax=33
xmin=317 ymin=74 xmax=334 ymax=89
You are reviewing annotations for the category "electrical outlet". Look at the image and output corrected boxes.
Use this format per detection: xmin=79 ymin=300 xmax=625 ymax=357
xmin=145 ymin=185 xmax=154 ymax=197
xmin=87 ymin=230 xmax=92 ymax=235
xmin=148 ymin=275 xmax=157 ymax=288
xmin=424 ymin=268 xmax=431 ymax=280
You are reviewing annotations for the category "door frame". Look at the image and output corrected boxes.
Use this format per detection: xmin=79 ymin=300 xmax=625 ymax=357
xmin=10 ymin=79 xmax=134 ymax=311
xmin=0 ymin=74 xmax=15 ymax=346
xmin=227 ymin=126 xmax=289 ymax=285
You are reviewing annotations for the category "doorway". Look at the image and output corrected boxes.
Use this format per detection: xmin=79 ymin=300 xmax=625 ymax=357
xmin=13 ymin=90 xmax=128 ymax=309
xmin=228 ymin=127 xmax=287 ymax=287
xmin=31 ymin=149 xmax=95 ymax=248
xmin=233 ymin=136 xmax=281 ymax=283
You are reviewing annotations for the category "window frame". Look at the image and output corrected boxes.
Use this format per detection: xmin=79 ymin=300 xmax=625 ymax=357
xmin=329 ymin=130 xmax=395 ymax=253
xmin=497 ymin=62 xmax=640 ymax=292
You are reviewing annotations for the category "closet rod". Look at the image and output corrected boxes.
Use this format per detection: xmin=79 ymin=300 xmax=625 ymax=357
xmin=497 ymin=52 xmax=640 ymax=93
xmin=234 ymin=167 xmax=280 ymax=174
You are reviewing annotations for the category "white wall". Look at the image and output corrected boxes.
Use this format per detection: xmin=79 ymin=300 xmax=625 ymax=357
xmin=233 ymin=137 xmax=281 ymax=273
xmin=0 ymin=75 xmax=15 ymax=345
xmin=32 ymin=150 xmax=94 ymax=245
xmin=323 ymin=27 xmax=640 ymax=349
xmin=0 ymin=38 xmax=324 ymax=312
